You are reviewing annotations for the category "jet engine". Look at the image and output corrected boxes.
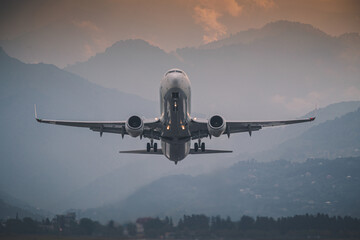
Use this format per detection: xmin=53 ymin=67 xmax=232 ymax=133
xmin=125 ymin=115 xmax=144 ymax=137
xmin=207 ymin=115 xmax=226 ymax=137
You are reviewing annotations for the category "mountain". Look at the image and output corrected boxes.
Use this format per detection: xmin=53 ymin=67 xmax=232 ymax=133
xmin=64 ymin=39 xmax=182 ymax=101
xmin=202 ymin=21 xmax=332 ymax=49
xmin=0 ymin=46 xmax=171 ymax=213
xmin=257 ymin=108 xmax=360 ymax=161
xmin=175 ymin=21 xmax=360 ymax=119
xmin=224 ymin=101 xmax=360 ymax=156
xmin=0 ymin=190 xmax=50 ymax=220
xmin=80 ymin=157 xmax=360 ymax=223
xmin=0 ymin=199 xmax=43 ymax=221
xmin=65 ymin=21 xmax=360 ymax=121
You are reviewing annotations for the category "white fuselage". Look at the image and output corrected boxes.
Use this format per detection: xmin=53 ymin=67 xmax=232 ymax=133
xmin=159 ymin=69 xmax=192 ymax=162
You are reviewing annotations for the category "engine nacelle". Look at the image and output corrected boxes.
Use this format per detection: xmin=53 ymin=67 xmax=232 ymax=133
xmin=207 ymin=115 xmax=226 ymax=137
xmin=125 ymin=115 xmax=144 ymax=137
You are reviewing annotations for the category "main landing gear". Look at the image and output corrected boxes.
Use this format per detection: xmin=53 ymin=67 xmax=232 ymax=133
xmin=146 ymin=139 xmax=157 ymax=152
xmin=194 ymin=139 xmax=205 ymax=152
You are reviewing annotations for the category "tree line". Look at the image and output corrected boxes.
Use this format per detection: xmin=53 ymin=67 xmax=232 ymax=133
xmin=1 ymin=213 xmax=360 ymax=239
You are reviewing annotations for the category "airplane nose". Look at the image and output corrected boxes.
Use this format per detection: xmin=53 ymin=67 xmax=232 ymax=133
xmin=169 ymin=77 xmax=181 ymax=88
xmin=173 ymin=78 xmax=180 ymax=85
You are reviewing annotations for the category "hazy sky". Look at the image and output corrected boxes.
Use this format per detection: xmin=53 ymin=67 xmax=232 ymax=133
xmin=1 ymin=0 xmax=359 ymax=54
xmin=0 ymin=0 xmax=359 ymax=116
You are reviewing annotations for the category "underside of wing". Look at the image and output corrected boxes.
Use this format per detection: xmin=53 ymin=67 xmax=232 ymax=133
xmin=226 ymin=117 xmax=315 ymax=135
xmin=119 ymin=149 xmax=163 ymax=154
xmin=35 ymin=105 xmax=162 ymax=137
xmin=36 ymin=117 xmax=127 ymax=134
xmin=228 ymin=117 xmax=316 ymax=129
xmin=120 ymin=149 xmax=232 ymax=155
xmin=189 ymin=117 xmax=315 ymax=138
xmin=189 ymin=149 xmax=233 ymax=154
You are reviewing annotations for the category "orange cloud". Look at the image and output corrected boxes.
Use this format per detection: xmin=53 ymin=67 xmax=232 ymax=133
xmin=73 ymin=20 xmax=101 ymax=33
xmin=193 ymin=6 xmax=227 ymax=43
xmin=72 ymin=20 xmax=111 ymax=59
xmin=253 ymin=0 xmax=275 ymax=9
xmin=193 ymin=0 xmax=243 ymax=43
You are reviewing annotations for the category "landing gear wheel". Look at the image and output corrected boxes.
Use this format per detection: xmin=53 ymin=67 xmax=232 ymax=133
xmin=146 ymin=143 xmax=151 ymax=152
xmin=194 ymin=142 xmax=199 ymax=152
xmin=201 ymin=142 xmax=205 ymax=152
xmin=154 ymin=143 xmax=158 ymax=152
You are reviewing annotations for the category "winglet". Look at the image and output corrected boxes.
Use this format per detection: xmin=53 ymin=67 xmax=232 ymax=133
xmin=309 ymin=117 xmax=316 ymax=121
xmin=34 ymin=104 xmax=40 ymax=122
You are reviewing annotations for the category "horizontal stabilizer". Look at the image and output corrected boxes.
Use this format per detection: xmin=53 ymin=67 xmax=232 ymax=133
xmin=120 ymin=149 xmax=163 ymax=154
xmin=189 ymin=149 xmax=232 ymax=154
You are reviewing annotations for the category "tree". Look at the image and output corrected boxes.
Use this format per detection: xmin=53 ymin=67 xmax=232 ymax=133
xmin=238 ymin=215 xmax=255 ymax=230
xmin=125 ymin=222 xmax=137 ymax=236
xmin=79 ymin=218 xmax=95 ymax=235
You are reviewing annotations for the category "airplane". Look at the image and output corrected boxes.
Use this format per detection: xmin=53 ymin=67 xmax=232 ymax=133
xmin=35 ymin=68 xmax=315 ymax=164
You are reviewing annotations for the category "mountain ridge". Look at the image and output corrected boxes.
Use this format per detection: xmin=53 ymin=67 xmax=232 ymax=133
xmin=79 ymin=157 xmax=360 ymax=223
xmin=257 ymin=108 xmax=360 ymax=161
xmin=65 ymin=20 xmax=360 ymax=120
xmin=0 ymin=45 xmax=166 ymax=213
xmin=64 ymin=39 xmax=182 ymax=101
xmin=0 ymin=190 xmax=51 ymax=220
xmin=201 ymin=20 xmax=333 ymax=50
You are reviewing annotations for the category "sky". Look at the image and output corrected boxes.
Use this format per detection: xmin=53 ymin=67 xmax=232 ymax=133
xmin=0 ymin=0 xmax=359 ymax=116
xmin=1 ymin=0 xmax=359 ymax=55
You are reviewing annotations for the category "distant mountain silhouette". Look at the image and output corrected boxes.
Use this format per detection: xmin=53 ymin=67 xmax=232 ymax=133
xmin=0 ymin=46 xmax=165 ymax=213
xmin=65 ymin=39 xmax=182 ymax=100
xmin=0 ymin=199 xmax=43 ymax=221
xmin=65 ymin=21 xmax=360 ymax=120
xmin=257 ymin=108 xmax=360 ymax=161
xmin=228 ymin=101 xmax=360 ymax=156
xmin=0 ymin=190 xmax=50 ymax=220
xmin=80 ymin=157 xmax=360 ymax=223
xmin=201 ymin=21 xmax=331 ymax=49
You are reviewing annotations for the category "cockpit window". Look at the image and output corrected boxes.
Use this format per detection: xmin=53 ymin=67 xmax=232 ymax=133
xmin=165 ymin=70 xmax=184 ymax=76
xmin=166 ymin=70 xmax=175 ymax=75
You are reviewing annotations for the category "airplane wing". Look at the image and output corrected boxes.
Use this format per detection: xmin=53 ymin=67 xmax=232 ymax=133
xmin=189 ymin=149 xmax=232 ymax=154
xmin=190 ymin=117 xmax=315 ymax=139
xmin=120 ymin=149 xmax=164 ymax=154
xmin=120 ymin=149 xmax=232 ymax=155
xmin=34 ymin=105 xmax=161 ymax=138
